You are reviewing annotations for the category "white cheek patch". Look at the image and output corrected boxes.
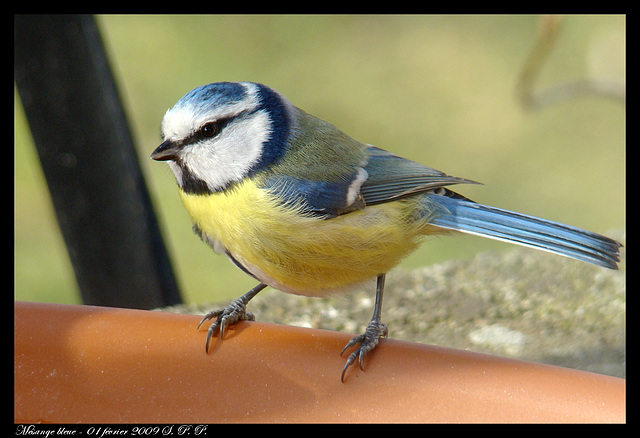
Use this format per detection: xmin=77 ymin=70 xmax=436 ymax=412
xmin=182 ymin=110 xmax=272 ymax=191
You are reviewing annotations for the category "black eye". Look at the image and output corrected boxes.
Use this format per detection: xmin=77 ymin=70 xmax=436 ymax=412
xmin=200 ymin=121 xmax=219 ymax=138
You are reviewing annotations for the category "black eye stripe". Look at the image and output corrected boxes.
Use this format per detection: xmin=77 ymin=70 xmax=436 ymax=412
xmin=200 ymin=116 xmax=237 ymax=139
xmin=181 ymin=107 xmax=260 ymax=147
xmin=201 ymin=121 xmax=219 ymax=138
xmin=198 ymin=118 xmax=228 ymax=140
xmin=178 ymin=118 xmax=230 ymax=146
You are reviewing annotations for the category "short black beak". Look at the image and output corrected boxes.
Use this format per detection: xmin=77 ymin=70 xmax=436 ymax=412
xmin=150 ymin=140 xmax=179 ymax=161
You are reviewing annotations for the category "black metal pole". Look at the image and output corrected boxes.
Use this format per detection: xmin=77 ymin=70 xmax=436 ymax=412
xmin=15 ymin=14 xmax=182 ymax=308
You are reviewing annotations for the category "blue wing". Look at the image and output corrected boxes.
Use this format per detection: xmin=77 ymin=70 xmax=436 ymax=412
xmin=359 ymin=147 xmax=477 ymax=205
xmin=263 ymin=146 xmax=475 ymax=218
xmin=263 ymin=173 xmax=366 ymax=217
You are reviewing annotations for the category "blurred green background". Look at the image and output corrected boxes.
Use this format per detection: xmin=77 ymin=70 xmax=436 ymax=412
xmin=15 ymin=15 xmax=625 ymax=306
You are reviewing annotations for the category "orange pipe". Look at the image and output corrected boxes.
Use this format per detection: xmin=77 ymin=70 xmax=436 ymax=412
xmin=14 ymin=301 xmax=624 ymax=423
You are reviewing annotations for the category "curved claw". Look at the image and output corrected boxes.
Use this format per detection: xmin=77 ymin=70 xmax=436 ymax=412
xmin=340 ymin=320 xmax=388 ymax=382
xmin=197 ymin=309 xmax=223 ymax=330
xmin=197 ymin=299 xmax=255 ymax=353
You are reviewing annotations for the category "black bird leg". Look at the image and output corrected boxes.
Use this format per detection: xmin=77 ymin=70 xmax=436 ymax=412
xmin=340 ymin=274 xmax=388 ymax=382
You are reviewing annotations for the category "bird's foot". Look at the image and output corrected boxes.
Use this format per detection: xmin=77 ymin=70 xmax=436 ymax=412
xmin=197 ymin=298 xmax=255 ymax=352
xmin=340 ymin=319 xmax=388 ymax=382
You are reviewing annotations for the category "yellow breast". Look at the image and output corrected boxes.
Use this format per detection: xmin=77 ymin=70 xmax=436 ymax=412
xmin=178 ymin=178 xmax=437 ymax=296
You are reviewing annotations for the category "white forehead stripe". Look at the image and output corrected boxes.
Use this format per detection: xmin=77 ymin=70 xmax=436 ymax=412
xmin=161 ymin=83 xmax=262 ymax=143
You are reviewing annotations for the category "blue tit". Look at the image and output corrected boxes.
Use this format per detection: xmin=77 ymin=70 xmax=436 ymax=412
xmin=151 ymin=82 xmax=622 ymax=382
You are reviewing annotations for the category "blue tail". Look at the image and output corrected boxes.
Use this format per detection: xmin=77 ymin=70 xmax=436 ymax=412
xmin=424 ymin=194 xmax=621 ymax=270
